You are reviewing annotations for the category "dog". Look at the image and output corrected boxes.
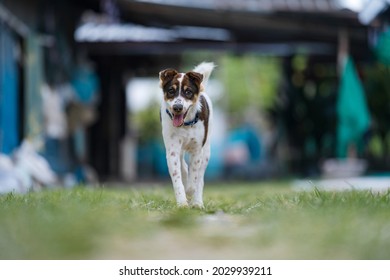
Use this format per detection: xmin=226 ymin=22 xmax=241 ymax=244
xmin=159 ymin=62 xmax=215 ymax=208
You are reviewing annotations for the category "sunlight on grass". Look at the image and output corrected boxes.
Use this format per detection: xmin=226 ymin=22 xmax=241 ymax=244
xmin=1 ymin=182 xmax=390 ymax=259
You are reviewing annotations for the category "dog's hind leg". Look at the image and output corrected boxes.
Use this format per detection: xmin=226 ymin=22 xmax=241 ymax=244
xmin=181 ymin=152 xmax=190 ymax=196
xmin=188 ymin=145 xmax=210 ymax=208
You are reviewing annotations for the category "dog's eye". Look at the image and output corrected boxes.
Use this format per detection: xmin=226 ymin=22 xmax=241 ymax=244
xmin=167 ymin=88 xmax=175 ymax=98
xmin=184 ymin=89 xmax=193 ymax=98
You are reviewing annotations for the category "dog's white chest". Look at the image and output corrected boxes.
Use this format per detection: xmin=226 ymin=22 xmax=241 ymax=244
xmin=161 ymin=114 xmax=205 ymax=151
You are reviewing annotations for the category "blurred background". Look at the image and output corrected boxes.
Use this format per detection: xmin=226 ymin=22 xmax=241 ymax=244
xmin=1 ymin=0 xmax=390 ymax=192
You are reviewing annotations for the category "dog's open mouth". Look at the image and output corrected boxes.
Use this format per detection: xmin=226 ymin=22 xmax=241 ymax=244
xmin=172 ymin=111 xmax=188 ymax=127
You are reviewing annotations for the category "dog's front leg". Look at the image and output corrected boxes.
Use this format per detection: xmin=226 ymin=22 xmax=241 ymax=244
xmin=166 ymin=149 xmax=188 ymax=207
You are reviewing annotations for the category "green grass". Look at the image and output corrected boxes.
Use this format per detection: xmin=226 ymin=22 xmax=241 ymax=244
xmin=1 ymin=181 xmax=390 ymax=259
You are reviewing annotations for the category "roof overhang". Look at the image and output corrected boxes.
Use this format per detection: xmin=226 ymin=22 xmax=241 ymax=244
xmin=75 ymin=0 xmax=369 ymax=57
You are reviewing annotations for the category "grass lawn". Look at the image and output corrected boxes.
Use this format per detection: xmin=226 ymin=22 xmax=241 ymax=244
xmin=1 ymin=181 xmax=390 ymax=260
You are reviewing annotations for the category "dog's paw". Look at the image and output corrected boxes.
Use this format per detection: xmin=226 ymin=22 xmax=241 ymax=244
xmin=176 ymin=201 xmax=189 ymax=208
xmin=190 ymin=202 xmax=204 ymax=209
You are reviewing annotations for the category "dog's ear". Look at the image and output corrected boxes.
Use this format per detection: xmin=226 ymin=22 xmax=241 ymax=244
xmin=159 ymin=69 xmax=178 ymax=88
xmin=186 ymin=71 xmax=203 ymax=86
xmin=186 ymin=71 xmax=204 ymax=92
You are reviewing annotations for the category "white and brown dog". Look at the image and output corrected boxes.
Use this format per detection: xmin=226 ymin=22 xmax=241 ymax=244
xmin=159 ymin=62 xmax=215 ymax=208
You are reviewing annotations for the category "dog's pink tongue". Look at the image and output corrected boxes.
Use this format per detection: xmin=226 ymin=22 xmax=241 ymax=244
xmin=173 ymin=114 xmax=184 ymax=127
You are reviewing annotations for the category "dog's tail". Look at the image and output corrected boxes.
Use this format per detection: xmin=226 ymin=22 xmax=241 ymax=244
xmin=193 ymin=62 xmax=215 ymax=88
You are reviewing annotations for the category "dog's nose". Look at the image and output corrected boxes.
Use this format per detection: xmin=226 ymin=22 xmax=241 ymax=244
xmin=173 ymin=104 xmax=183 ymax=113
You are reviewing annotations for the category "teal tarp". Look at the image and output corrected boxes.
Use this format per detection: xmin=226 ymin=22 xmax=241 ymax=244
xmin=375 ymin=29 xmax=390 ymax=66
xmin=337 ymin=56 xmax=371 ymax=158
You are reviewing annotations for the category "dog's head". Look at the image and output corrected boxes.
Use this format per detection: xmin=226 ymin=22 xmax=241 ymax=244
xmin=159 ymin=69 xmax=203 ymax=127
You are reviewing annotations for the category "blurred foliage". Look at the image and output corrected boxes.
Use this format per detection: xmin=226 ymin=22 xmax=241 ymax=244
xmin=363 ymin=63 xmax=390 ymax=159
xmin=268 ymin=55 xmax=339 ymax=175
xmin=181 ymin=51 xmax=224 ymax=70
xmin=131 ymin=101 xmax=161 ymax=144
xmin=364 ymin=63 xmax=390 ymax=133
xmin=219 ymin=54 xmax=281 ymax=116
xmin=182 ymin=52 xmax=282 ymax=117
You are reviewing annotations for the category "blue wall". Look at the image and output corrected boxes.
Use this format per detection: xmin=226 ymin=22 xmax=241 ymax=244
xmin=0 ymin=23 xmax=19 ymax=154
